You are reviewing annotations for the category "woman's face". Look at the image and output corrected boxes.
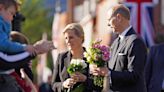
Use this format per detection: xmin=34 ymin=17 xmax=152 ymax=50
xmin=64 ymin=30 xmax=83 ymax=50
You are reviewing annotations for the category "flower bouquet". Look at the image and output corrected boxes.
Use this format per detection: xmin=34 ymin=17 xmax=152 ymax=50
xmin=67 ymin=59 xmax=87 ymax=92
xmin=84 ymin=40 xmax=110 ymax=87
xmin=67 ymin=59 xmax=87 ymax=74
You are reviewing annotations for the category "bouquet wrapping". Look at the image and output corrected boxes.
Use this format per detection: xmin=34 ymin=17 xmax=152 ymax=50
xmin=84 ymin=40 xmax=110 ymax=87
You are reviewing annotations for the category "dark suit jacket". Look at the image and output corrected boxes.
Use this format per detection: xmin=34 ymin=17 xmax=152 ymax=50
xmin=108 ymin=28 xmax=147 ymax=92
xmin=52 ymin=50 xmax=91 ymax=92
xmin=145 ymin=43 xmax=164 ymax=92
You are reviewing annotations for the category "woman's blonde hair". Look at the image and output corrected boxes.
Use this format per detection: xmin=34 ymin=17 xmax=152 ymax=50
xmin=63 ymin=23 xmax=84 ymax=43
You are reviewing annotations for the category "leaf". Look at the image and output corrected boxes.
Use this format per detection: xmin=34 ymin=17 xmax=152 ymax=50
xmin=71 ymin=83 xmax=86 ymax=92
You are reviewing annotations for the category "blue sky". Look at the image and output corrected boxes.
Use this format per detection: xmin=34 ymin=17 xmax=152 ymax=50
xmin=44 ymin=0 xmax=67 ymax=13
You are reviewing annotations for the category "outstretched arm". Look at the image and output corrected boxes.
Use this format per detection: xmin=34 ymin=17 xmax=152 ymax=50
xmin=0 ymin=51 xmax=35 ymax=70
xmin=0 ymin=40 xmax=55 ymax=70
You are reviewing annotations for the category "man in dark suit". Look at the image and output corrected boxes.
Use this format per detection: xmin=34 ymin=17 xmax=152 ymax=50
xmin=90 ymin=4 xmax=147 ymax=92
xmin=145 ymin=43 xmax=164 ymax=92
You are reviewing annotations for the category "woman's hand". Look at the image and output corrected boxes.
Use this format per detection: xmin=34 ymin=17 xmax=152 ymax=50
xmin=62 ymin=78 xmax=76 ymax=88
xmin=71 ymin=72 xmax=87 ymax=82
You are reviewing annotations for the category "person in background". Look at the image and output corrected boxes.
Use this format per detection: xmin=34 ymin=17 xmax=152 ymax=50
xmin=90 ymin=4 xmax=147 ymax=92
xmin=11 ymin=31 xmax=33 ymax=81
xmin=145 ymin=43 xmax=164 ymax=92
xmin=10 ymin=31 xmax=36 ymax=92
xmin=12 ymin=11 xmax=25 ymax=32
xmin=11 ymin=0 xmax=25 ymax=32
xmin=39 ymin=67 xmax=53 ymax=92
xmin=51 ymin=23 xmax=90 ymax=92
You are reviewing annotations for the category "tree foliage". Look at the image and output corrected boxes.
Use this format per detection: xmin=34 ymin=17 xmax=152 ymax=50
xmin=20 ymin=0 xmax=52 ymax=43
xmin=19 ymin=0 xmax=54 ymax=82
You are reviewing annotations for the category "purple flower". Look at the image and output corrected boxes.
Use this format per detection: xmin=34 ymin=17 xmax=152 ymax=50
xmin=102 ymin=55 xmax=110 ymax=61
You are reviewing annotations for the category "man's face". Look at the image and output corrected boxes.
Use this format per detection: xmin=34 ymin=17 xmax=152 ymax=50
xmin=0 ymin=5 xmax=16 ymax=23
xmin=107 ymin=9 xmax=120 ymax=33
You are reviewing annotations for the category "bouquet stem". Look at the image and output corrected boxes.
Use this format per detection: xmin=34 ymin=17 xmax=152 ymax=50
xmin=93 ymin=76 xmax=104 ymax=87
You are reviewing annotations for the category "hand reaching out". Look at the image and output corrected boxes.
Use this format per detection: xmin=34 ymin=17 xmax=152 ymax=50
xmin=33 ymin=40 xmax=56 ymax=55
xmin=25 ymin=45 xmax=36 ymax=56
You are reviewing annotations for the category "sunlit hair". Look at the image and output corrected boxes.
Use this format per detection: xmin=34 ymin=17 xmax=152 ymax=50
xmin=63 ymin=23 xmax=84 ymax=43
xmin=0 ymin=0 xmax=21 ymax=11
xmin=111 ymin=4 xmax=130 ymax=20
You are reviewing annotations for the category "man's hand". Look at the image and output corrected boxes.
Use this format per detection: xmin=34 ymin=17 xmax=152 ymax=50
xmin=34 ymin=40 xmax=56 ymax=55
xmin=25 ymin=45 xmax=36 ymax=56
xmin=89 ymin=64 xmax=109 ymax=76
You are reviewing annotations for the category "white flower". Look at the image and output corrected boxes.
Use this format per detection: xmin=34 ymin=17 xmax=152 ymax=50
xmin=80 ymin=59 xmax=87 ymax=68
xmin=70 ymin=59 xmax=87 ymax=69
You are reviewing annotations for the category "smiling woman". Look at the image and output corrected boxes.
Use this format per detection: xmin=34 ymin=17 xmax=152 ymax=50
xmin=63 ymin=23 xmax=84 ymax=51
xmin=51 ymin=23 xmax=92 ymax=92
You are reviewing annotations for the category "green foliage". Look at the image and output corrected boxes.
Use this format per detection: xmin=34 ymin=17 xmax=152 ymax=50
xmin=20 ymin=0 xmax=52 ymax=43
xmin=92 ymin=76 xmax=104 ymax=87
xmin=85 ymin=47 xmax=105 ymax=67
xmin=84 ymin=41 xmax=110 ymax=87
xmin=47 ymin=53 xmax=54 ymax=70
xmin=71 ymin=83 xmax=86 ymax=92
xmin=19 ymin=0 xmax=54 ymax=83
xmin=67 ymin=64 xmax=83 ymax=74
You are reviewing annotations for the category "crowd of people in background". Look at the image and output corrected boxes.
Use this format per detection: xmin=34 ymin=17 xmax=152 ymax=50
xmin=0 ymin=0 xmax=163 ymax=92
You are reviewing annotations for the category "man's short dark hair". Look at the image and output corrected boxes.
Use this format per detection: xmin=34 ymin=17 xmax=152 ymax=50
xmin=112 ymin=4 xmax=130 ymax=20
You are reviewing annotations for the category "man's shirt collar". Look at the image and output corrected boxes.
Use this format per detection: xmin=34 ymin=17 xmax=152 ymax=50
xmin=119 ymin=25 xmax=132 ymax=41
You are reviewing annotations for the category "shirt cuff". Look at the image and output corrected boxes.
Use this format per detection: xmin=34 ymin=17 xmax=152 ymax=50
xmin=108 ymin=69 xmax=112 ymax=84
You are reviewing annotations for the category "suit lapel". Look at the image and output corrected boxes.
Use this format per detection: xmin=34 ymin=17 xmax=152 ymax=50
xmin=116 ymin=38 xmax=128 ymax=55
xmin=109 ymin=37 xmax=120 ymax=69
xmin=109 ymin=38 xmax=128 ymax=69
xmin=109 ymin=27 xmax=136 ymax=69
xmin=112 ymin=37 xmax=120 ymax=56
xmin=60 ymin=51 xmax=72 ymax=81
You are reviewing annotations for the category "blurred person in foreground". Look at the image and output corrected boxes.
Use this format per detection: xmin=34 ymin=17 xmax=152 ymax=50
xmin=90 ymin=4 xmax=147 ymax=92
xmin=0 ymin=38 xmax=54 ymax=92
xmin=145 ymin=33 xmax=164 ymax=92
xmin=0 ymin=0 xmax=55 ymax=90
xmin=0 ymin=0 xmax=44 ymax=56
xmin=10 ymin=31 xmax=36 ymax=92
xmin=52 ymin=23 xmax=90 ymax=92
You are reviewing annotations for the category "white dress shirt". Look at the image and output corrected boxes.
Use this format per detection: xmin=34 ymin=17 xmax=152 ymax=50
xmin=119 ymin=25 xmax=132 ymax=42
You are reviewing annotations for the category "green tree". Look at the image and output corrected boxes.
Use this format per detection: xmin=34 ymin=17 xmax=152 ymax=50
xmin=20 ymin=0 xmax=54 ymax=83
xmin=20 ymin=0 xmax=52 ymax=43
